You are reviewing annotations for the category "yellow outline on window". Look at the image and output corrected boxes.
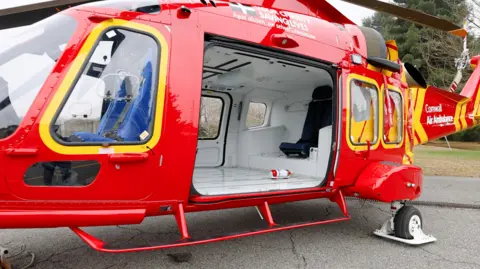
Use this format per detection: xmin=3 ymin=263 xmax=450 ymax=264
xmin=381 ymin=85 xmax=405 ymax=149
xmin=39 ymin=19 xmax=168 ymax=155
xmin=346 ymin=74 xmax=381 ymax=151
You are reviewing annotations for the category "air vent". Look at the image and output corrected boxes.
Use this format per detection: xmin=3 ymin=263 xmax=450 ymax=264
xmin=135 ymin=5 xmax=161 ymax=14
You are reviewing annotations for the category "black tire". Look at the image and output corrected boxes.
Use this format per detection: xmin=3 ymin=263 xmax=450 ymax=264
xmin=358 ymin=26 xmax=387 ymax=59
xmin=394 ymin=205 xmax=423 ymax=239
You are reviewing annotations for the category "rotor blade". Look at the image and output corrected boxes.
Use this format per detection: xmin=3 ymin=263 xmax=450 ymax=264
xmin=340 ymin=0 xmax=467 ymax=37
xmin=0 ymin=0 xmax=102 ymax=30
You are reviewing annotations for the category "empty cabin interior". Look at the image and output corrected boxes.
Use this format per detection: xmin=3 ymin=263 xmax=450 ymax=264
xmin=193 ymin=40 xmax=336 ymax=196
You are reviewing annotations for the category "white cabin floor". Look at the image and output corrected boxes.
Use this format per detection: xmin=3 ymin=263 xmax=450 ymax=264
xmin=193 ymin=167 xmax=321 ymax=196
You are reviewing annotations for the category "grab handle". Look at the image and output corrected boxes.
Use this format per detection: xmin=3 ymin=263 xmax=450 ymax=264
xmin=5 ymin=148 xmax=38 ymax=157
xmin=108 ymin=153 xmax=149 ymax=163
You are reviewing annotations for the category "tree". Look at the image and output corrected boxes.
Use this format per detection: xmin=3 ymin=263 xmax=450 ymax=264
xmin=363 ymin=0 xmax=480 ymax=142
xmin=363 ymin=0 xmax=479 ymax=90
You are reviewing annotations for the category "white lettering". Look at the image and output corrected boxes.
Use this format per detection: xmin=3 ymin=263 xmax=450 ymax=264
xmin=235 ymin=6 xmax=315 ymax=40
xmin=425 ymin=104 xmax=442 ymax=113
xmin=426 ymin=114 xmax=453 ymax=125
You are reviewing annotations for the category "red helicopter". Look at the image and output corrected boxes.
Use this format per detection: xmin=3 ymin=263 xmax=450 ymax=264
xmin=0 ymin=0 xmax=479 ymax=262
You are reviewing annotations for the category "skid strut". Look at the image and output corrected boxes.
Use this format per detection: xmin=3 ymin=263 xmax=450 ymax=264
xmin=71 ymin=191 xmax=350 ymax=253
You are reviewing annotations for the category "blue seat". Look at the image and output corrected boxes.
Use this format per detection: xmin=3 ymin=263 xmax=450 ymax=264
xmin=71 ymin=53 xmax=154 ymax=143
xmin=97 ymin=79 xmax=128 ymax=135
xmin=279 ymin=86 xmax=333 ymax=158
xmin=72 ymin=78 xmax=129 ymax=142
xmin=116 ymin=61 xmax=154 ymax=141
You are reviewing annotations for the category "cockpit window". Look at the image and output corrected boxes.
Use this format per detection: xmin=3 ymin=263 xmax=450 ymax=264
xmin=0 ymin=14 xmax=77 ymax=139
xmin=52 ymin=28 xmax=159 ymax=145
xmin=80 ymin=0 xmax=161 ymax=14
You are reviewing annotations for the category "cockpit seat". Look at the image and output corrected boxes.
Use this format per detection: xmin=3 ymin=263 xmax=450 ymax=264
xmin=279 ymin=86 xmax=332 ymax=158
xmin=116 ymin=61 xmax=153 ymax=141
xmin=72 ymin=60 xmax=153 ymax=142
xmin=72 ymin=77 xmax=129 ymax=142
xmin=97 ymin=77 xmax=129 ymax=135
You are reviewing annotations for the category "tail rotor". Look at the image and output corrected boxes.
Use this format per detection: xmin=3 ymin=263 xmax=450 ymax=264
xmin=449 ymin=19 xmax=470 ymax=93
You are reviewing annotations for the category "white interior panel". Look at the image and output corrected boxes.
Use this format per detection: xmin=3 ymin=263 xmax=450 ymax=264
xmin=193 ymin=167 xmax=320 ymax=196
xmin=194 ymin=42 xmax=335 ymax=196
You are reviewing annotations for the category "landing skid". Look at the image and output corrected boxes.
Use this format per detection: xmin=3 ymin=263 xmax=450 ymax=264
xmin=373 ymin=202 xmax=437 ymax=245
xmin=71 ymin=191 xmax=350 ymax=253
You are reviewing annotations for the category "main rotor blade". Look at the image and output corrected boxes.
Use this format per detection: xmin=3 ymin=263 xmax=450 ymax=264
xmin=340 ymin=0 xmax=467 ymax=37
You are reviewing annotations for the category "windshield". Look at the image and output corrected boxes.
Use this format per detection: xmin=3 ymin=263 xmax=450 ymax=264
xmin=0 ymin=14 xmax=77 ymax=139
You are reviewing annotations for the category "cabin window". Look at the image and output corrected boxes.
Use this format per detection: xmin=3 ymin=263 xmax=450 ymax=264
xmin=385 ymin=90 xmax=403 ymax=144
xmin=246 ymin=102 xmax=267 ymax=128
xmin=350 ymin=80 xmax=378 ymax=145
xmin=52 ymin=28 xmax=159 ymax=144
xmin=199 ymin=96 xmax=224 ymax=140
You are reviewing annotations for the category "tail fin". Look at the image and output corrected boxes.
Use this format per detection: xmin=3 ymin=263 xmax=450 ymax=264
xmin=412 ymin=55 xmax=480 ymax=144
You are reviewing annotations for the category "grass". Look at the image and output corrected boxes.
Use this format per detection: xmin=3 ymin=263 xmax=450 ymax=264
xmin=413 ymin=143 xmax=480 ymax=177
xmin=426 ymin=140 xmax=480 ymax=151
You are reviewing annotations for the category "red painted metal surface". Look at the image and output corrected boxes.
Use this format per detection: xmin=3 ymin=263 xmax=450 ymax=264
xmin=258 ymin=201 xmax=276 ymax=227
xmin=343 ymin=162 xmax=423 ymax=202
xmin=0 ymin=209 xmax=146 ymax=229
xmin=70 ymin=216 xmax=350 ymax=253
xmin=0 ymin=0 xmax=479 ymax=253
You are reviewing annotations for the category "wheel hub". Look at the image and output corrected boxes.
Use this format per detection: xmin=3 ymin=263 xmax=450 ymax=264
xmin=409 ymin=215 xmax=422 ymax=236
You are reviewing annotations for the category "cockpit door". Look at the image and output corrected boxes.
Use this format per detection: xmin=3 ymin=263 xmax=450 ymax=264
xmin=4 ymin=14 xmax=172 ymax=201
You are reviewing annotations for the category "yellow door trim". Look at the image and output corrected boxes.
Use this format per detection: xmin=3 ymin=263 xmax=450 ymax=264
xmin=345 ymin=74 xmax=381 ymax=151
xmin=39 ymin=19 xmax=169 ymax=155
xmin=381 ymin=85 xmax=405 ymax=149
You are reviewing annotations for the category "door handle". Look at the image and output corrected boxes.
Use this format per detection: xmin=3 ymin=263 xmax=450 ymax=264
xmin=108 ymin=153 xmax=149 ymax=163
xmin=5 ymin=148 xmax=38 ymax=157
xmin=354 ymin=140 xmax=371 ymax=160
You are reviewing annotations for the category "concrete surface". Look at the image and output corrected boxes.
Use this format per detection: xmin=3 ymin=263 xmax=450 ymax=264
xmin=1 ymin=176 xmax=480 ymax=269
xmin=420 ymin=176 xmax=480 ymax=205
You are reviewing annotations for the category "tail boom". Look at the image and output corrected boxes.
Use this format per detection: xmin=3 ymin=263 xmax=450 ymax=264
xmin=413 ymin=56 xmax=480 ymax=144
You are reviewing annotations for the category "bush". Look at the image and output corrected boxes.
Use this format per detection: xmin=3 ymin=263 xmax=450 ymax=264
xmin=447 ymin=126 xmax=480 ymax=142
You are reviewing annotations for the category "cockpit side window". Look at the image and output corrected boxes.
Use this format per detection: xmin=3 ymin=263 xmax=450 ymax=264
xmin=0 ymin=14 xmax=77 ymax=139
xmin=52 ymin=28 xmax=160 ymax=145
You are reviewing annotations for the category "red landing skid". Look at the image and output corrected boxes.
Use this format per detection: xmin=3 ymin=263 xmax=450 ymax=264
xmin=70 ymin=191 xmax=351 ymax=253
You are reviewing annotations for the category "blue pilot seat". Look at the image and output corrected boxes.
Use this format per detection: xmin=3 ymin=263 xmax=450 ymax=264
xmin=72 ymin=77 xmax=130 ymax=142
xmin=115 ymin=61 xmax=154 ymax=141
xmin=72 ymin=60 xmax=154 ymax=142
xmin=279 ymin=86 xmax=333 ymax=158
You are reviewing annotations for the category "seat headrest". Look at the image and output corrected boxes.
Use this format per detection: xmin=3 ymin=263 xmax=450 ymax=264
xmin=312 ymin=86 xmax=332 ymax=101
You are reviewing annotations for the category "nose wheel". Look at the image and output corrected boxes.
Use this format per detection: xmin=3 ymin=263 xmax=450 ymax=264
xmin=374 ymin=202 xmax=436 ymax=245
